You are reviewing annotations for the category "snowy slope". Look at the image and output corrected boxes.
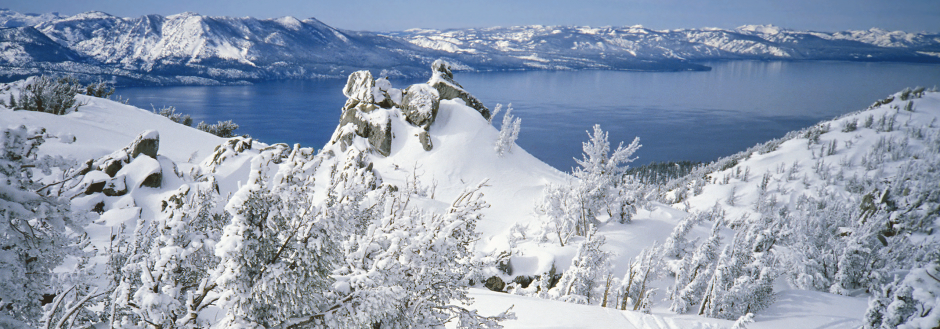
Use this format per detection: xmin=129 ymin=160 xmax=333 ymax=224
xmin=2 ymin=71 xmax=938 ymax=327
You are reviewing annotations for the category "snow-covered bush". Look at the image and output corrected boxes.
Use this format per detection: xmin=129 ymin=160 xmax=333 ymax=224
xmin=83 ymin=80 xmax=115 ymax=98
xmin=9 ymin=75 xmax=83 ymax=115
xmin=154 ymin=105 xmax=194 ymax=126
xmin=197 ymin=120 xmax=239 ymax=138
xmin=864 ymin=263 xmax=940 ymax=329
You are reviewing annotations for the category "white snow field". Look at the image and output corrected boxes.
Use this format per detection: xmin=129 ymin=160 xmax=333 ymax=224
xmin=1 ymin=72 xmax=937 ymax=328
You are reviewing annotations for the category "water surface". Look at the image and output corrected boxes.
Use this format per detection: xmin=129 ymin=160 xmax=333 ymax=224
xmin=118 ymin=61 xmax=940 ymax=171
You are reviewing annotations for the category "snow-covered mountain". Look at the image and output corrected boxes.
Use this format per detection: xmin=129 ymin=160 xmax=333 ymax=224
xmin=1 ymin=8 xmax=939 ymax=85
xmin=2 ymin=62 xmax=938 ymax=327
xmin=389 ymin=24 xmax=940 ymax=70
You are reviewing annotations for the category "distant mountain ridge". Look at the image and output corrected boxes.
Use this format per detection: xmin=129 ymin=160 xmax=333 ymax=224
xmin=1 ymin=9 xmax=939 ymax=85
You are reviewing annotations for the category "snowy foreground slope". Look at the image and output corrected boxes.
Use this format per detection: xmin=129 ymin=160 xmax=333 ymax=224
xmin=1 ymin=66 xmax=938 ymax=328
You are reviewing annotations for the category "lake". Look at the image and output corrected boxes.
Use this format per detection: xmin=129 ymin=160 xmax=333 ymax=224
xmin=118 ymin=61 xmax=940 ymax=171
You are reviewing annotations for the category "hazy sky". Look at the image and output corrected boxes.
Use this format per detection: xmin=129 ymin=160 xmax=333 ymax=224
xmin=6 ymin=0 xmax=940 ymax=32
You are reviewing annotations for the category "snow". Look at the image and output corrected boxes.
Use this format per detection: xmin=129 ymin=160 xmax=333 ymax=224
xmin=371 ymin=98 xmax=566 ymax=247
xmin=2 ymin=75 xmax=938 ymax=328
xmin=0 ymin=93 xmax=222 ymax=164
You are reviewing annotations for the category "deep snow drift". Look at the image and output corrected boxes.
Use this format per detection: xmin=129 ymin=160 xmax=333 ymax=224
xmin=1 ymin=66 xmax=938 ymax=328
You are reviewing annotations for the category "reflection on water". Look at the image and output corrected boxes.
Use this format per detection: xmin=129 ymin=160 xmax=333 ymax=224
xmin=118 ymin=61 xmax=940 ymax=171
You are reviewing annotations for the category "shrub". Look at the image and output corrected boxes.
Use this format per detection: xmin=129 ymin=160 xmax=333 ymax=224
xmin=83 ymin=80 xmax=115 ymax=98
xmin=12 ymin=76 xmax=82 ymax=115
xmin=197 ymin=120 xmax=239 ymax=138
xmin=153 ymin=105 xmax=193 ymax=126
xmin=841 ymin=119 xmax=858 ymax=132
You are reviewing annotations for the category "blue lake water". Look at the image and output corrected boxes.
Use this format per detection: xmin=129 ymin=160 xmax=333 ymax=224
xmin=118 ymin=61 xmax=940 ymax=171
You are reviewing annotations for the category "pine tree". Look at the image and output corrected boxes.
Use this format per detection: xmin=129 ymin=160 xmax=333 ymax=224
xmin=553 ymin=226 xmax=612 ymax=305
xmin=0 ymin=126 xmax=79 ymax=326
xmin=323 ymin=180 xmax=513 ymax=328
xmin=214 ymin=143 xmax=337 ymax=328
xmin=670 ymin=220 xmax=722 ymax=313
xmin=495 ymin=103 xmax=521 ymax=156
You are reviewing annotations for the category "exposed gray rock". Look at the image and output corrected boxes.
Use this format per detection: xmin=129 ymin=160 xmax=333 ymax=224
xmin=333 ymin=102 xmax=392 ymax=156
xmin=85 ymin=181 xmax=106 ymax=195
xmin=417 ymin=131 xmax=433 ymax=151
xmin=129 ymin=130 xmax=159 ymax=159
xmin=401 ymin=83 xmax=440 ymax=128
xmin=78 ymin=130 xmax=161 ymax=177
xmin=427 ymin=60 xmax=490 ymax=120
xmin=204 ymin=136 xmax=253 ymax=172
xmin=141 ymin=171 xmax=162 ymax=188
xmin=485 ymin=276 xmax=505 ymax=292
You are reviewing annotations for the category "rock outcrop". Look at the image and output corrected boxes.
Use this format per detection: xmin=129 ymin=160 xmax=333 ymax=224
xmin=427 ymin=60 xmax=491 ymax=120
xmin=329 ymin=61 xmax=489 ymax=155
xmin=331 ymin=70 xmax=394 ymax=156
xmin=71 ymin=130 xmax=164 ymax=198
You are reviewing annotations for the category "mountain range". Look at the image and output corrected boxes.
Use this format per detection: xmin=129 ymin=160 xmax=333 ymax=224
xmin=2 ymin=8 xmax=939 ymax=85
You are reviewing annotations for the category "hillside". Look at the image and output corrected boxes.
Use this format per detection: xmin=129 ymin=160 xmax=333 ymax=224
xmin=1 ymin=8 xmax=940 ymax=85
xmin=0 ymin=66 xmax=938 ymax=328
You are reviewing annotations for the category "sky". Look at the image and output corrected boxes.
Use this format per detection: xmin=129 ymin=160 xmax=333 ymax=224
xmin=5 ymin=0 xmax=940 ymax=32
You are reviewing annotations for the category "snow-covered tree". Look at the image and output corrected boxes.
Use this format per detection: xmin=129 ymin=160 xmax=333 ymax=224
xmin=213 ymin=143 xmax=339 ymax=328
xmin=494 ymin=103 xmax=521 ymax=156
xmin=572 ymin=125 xmax=641 ymax=227
xmin=670 ymin=220 xmax=722 ymax=314
xmin=536 ymin=179 xmax=581 ymax=246
xmin=111 ymin=183 xmax=227 ymax=328
xmin=0 ymin=126 xmax=86 ymax=327
xmin=552 ymin=226 xmax=613 ymax=305
xmin=617 ymin=244 xmax=660 ymax=311
xmin=662 ymin=209 xmax=709 ymax=259
xmin=537 ymin=125 xmax=641 ymax=245
xmin=320 ymin=180 xmax=513 ymax=328
xmin=698 ymin=221 xmax=777 ymax=320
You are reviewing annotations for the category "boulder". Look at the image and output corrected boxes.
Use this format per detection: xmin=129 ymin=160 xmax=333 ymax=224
xmin=427 ymin=60 xmax=490 ymax=120
xmin=417 ymin=131 xmax=433 ymax=151
xmin=81 ymin=130 xmax=161 ymax=178
xmin=129 ymin=130 xmax=159 ymax=159
xmin=80 ymin=171 xmax=110 ymax=195
xmin=485 ymin=276 xmax=505 ymax=292
xmin=103 ymin=176 xmax=127 ymax=197
xmin=401 ymin=84 xmax=440 ymax=128
xmin=115 ymin=156 xmax=162 ymax=189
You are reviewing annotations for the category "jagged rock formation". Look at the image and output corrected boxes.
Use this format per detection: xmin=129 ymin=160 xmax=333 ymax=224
xmin=329 ymin=61 xmax=488 ymax=155
xmin=332 ymin=70 xmax=393 ymax=156
xmin=427 ymin=59 xmax=490 ymax=120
